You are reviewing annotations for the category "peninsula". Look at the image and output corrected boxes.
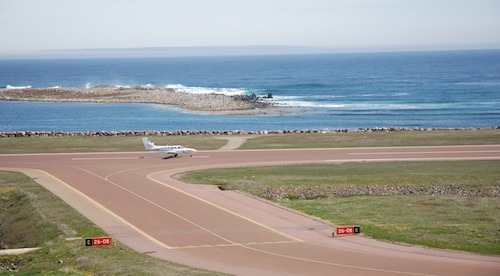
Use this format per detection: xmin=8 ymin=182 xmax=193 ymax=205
xmin=0 ymin=86 xmax=272 ymax=113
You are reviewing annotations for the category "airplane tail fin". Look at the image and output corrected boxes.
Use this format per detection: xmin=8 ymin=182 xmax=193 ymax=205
xmin=142 ymin=137 xmax=155 ymax=150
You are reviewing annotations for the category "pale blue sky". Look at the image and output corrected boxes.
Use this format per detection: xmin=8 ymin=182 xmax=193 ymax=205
xmin=1 ymin=0 xmax=499 ymax=56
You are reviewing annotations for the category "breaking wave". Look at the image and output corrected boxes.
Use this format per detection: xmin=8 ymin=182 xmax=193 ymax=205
xmin=165 ymin=84 xmax=250 ymax=96
xmin=272 ymin=95 xmax=498 ymax=111
xmin=6 ymin=85 xmax=32 ymax=89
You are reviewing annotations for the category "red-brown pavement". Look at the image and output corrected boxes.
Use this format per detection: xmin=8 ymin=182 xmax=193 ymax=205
xmin=1 ymin=145 xmax=500 ymax=275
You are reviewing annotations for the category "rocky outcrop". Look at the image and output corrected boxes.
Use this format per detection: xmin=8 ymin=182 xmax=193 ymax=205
xmin=0 ymin=86 xmax=271 ymax=112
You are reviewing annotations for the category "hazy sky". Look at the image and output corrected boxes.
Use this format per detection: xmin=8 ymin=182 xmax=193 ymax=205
xmin=1 ymin=0 xmax=499 ymax=56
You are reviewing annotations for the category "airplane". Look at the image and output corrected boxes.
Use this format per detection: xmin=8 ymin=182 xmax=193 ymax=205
xmin=142 ymin=137 xmax=197 ymax=159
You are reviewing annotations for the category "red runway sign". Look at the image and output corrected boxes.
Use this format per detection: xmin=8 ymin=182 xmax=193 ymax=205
xmin=333 ymin=226 xmax=360 ymax=236
xmin=85 ymin=237 xmax=112 ymax=246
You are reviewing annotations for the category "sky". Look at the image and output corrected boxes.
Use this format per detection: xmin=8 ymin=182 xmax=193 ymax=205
xmin=1 ymin=0 xmax=500 ymax=57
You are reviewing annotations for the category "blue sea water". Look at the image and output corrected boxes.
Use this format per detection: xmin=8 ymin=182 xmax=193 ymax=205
xmin=1 ymin=50 xmax=499 ymax=132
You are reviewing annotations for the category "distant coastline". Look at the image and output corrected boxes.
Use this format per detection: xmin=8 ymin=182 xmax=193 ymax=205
xmin=0 ymin=86 xmax=274 ymax=113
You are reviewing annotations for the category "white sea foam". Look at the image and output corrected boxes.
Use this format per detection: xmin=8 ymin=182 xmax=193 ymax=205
xmin=277 ymin=101 xmax=346 ymax=108
xmin=277 ymin=101 xmax=419 ymax=109
xmin=138 ymin=84 xmax=155 ymax=89
xmin=356 ymin=93 xmax=379 ymax=97
xmin=6 ymin=85 xmax=32 ymax=89
xmin=86 ymin=83 xmax=134 ymax=89
xmin=345 ymin=103 xmax=418 ymax=110
xmin=166 ymin=84 xmax=247 ymax=96
xmin=392 ymin=92 xmax=409 ymax=96
xmin=273 ymin=94 xmax=421 ymax=110
xmin=273 ymin=96 xmax=346 ymax=108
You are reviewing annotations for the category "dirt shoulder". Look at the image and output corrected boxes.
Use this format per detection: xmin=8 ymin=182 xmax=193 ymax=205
xmin=216 ymin=136 xmax=253 ymax=150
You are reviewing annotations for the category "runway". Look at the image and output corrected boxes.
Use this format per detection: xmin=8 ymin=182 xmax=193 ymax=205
xmin=1 ymin=145 xmax=500 ymax=275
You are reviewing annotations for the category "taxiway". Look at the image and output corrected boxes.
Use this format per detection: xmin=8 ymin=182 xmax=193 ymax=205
xmin=1 ymin=145 xmax=500 ymax=275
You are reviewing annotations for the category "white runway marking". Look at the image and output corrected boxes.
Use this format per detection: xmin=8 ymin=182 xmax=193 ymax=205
xmin=72 ymin=157 xmax=144 ymax=161
xmin=325 ymin=157 xmax=500 ymax=162
xmin=348 ymin=150 xmax=500 ymax=155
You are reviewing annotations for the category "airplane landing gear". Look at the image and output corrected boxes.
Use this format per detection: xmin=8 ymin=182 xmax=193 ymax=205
xmin=162 ymin=154 xmax=177 ymax=159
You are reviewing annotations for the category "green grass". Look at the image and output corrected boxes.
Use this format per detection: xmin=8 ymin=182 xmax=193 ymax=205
xmin=284 ymin=196 xmax=500 ymax=255
xmin=0 ymin=135 xmax=227 ymax=154
xmin=1 ymin=129 xmax=499 ymax=154
xmin=178 ymin=161 xmax=500 ymax=193
xmin=0 ymin=171 xmax=224 ymax=275
xmin=239 ymin=129 xmax=500 ymax=149
xmin=177 ymin=160 xmax=500 ymax=255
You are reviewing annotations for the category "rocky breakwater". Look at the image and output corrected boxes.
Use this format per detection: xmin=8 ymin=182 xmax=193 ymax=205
xmin=1 ymin=127 xmax=498 ymax=138
xmin=0 ymin=86 xmax=271 ymax=112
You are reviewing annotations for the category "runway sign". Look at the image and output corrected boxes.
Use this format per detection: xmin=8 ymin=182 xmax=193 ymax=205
xmin=85 ymin=237 xmax=112 ymax=247
xmin=333 ymin=226 xmax=360 ymax=237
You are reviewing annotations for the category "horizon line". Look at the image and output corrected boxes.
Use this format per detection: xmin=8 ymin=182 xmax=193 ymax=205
xmin=1 ymin=45 xmax=500 ymax=59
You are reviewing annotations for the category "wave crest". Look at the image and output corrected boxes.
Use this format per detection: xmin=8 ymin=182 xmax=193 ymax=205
xmin=6 ymin=85 xmax=32 ymax=89
xmin=165 ymin=84 xmax=247 ymax=96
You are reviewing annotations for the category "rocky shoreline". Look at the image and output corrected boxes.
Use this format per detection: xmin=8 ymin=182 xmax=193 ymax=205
xmin=0 ymin=86 xmax=271 ymax=112
xmin=0 ymin=127 xmax=498 ymax=138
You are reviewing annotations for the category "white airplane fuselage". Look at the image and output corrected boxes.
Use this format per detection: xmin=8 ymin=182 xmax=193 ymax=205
xmin=142 ymin=137 xmax=197 ymax=158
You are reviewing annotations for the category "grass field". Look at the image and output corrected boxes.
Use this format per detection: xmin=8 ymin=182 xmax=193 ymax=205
xmin=1 ymin=130 xmax=499 ymax=274
xmin=176 ymin=160 xmax=500 ymax=255
xmin=285 ymin=195 xmax=499 ymax=255
xmin=240 ymin=129 xmax=500 ymax=149
xmin=1 ymin=129 xmax=499 ymax=154
xmin=0 ymin=135 xmax=227 ymax=154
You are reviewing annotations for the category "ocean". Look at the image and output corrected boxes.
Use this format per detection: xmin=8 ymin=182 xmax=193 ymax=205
xmin=1 ymin=50 xmax=499 ymax=132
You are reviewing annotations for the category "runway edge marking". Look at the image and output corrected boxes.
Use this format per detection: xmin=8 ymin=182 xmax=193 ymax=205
xmin=237 ymin=242 xmax=436 ymax=276
xmin=75 ymin=166 xmax=245 ymax=248
xmin=77 ymin=165 xmax=268 ymax=248
xmin=147 ymin=171 xmax=304 ymax=243
xmin=1 ymin=167 xmax=174 ymax=250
